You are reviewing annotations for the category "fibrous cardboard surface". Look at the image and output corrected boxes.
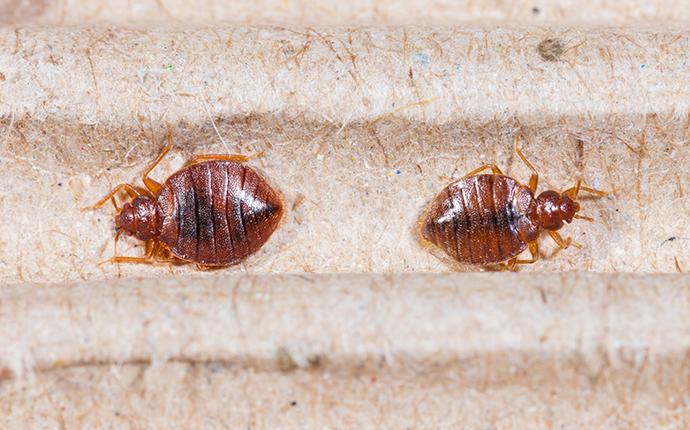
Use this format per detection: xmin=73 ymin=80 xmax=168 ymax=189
xmin=3 ymin=0 xmax=690 ymax=25
xmin=0 ymin=1 xmax=689 ymax=428
xmin=0 ymin=26 xmax=688 ymax=284
xmin=2 ymin=274 xmax=690 ymax=428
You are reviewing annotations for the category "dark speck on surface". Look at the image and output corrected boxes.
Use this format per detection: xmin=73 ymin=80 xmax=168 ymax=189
xmin=537 ymin=38 xmax=564 ymax=62
xmin=660 ymin=236 xmax=678 ymax=247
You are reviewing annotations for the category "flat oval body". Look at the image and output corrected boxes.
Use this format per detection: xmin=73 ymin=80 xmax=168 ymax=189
xmin=421 ymin=174 xmax=528 ymax=264
xmin=156 ymin=161 xmax=283 ymax=266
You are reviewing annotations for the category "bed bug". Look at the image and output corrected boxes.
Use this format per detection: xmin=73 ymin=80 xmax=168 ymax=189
xmin=420 ymin=137 xmax=607 ymax=270
xmin=84 ymin=142 xmax=284 ymax=269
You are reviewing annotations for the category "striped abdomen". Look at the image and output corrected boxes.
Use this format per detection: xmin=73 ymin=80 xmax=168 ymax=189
xmin=421 ymin=174 xmax=529 ymax=264
xmin=156 ymin=161 xmax=283 ymax=266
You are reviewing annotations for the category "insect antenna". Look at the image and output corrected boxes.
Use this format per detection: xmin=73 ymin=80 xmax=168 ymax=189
xmin=573 ymin=214 xmax=594 ymax=222
xmin=81 ymin=183 xmax=140 ymax=211
xmin=577 ymin=186 xmax=608 ymax=197
xmin=564 ymin=180 xmax=609 ymax=200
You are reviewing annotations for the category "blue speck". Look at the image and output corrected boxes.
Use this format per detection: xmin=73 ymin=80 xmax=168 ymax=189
xmin=640 ymin=64 xmax=646 ymax=69
xmin=395 ymin=169 xmax=401 ymax=175
xmin=414 ymin=52 xmax=430 ymax=67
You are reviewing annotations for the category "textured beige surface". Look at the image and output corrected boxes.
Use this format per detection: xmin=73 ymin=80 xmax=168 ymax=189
xmin=2 ymin=362 xmax=689 ymax=429
xmin=1 ymin=26 xmax=689 ymax=284
xmin=3 ymin=0 xmax=690 ymax=25
xmin=2 ymin=274 xmax=690 ymax=428
xmin=3 ymin=273 xmax=690 ymax=376
xmin=1 ymin=0 xmax=690 ymax=428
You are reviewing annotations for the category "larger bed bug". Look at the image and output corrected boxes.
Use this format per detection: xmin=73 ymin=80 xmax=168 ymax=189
xmin=420 ymin=137 xmax=607 ymax=270
xmin=84 ymin=142 xmax=284 ymax=269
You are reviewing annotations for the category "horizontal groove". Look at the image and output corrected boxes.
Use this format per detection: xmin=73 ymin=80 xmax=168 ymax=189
xmin=2 ymin=273 xmax=689 ymax=380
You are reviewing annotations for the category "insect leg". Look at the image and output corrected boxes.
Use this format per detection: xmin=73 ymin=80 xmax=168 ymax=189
xmin=142 ymin=138 xmax=174 ymax=195
xmin=97 ymin=241 xmax=184 ymax=266
xmin=113 ymin=228 xmax=124 ymax=256
xmin=110 ymin=196 xmax=120 ymax=211
xmin=502 ymin=242 xmax=539 ymax=271
xmin=503 ymin=257 xmax=518 ymax=271
xmin=184 ymin=154 xmax=251 ymax=167
xmin=103 ymin=256 xmax=156 ymax=265
xmin=514 ymin=242 xmax=540 ymax=265
xmin=514 ymin=135 xmax=539 ymax=192
xmin=549 ymin=231 xmax=583 ymax=249
xmin=195 ymin=264 xmax=222 ymax=271
xmin=144 ymin=239 xmax=157 ymax=258
xmin=151 ymin=243 xmax=187 ymax=264
xmin=81 ymin=183 xmax=140 ymax=211
xmin=463 ymin=164 xmax=503 ymax=177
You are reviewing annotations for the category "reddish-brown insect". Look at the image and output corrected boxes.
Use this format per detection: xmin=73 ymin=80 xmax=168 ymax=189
xmin=85 ymin=143 xmax=284 ymax=269
xmin=420 ymin=137 xmax=607 ymax=269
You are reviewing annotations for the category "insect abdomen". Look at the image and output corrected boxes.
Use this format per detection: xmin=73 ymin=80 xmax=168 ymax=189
xmin=156 ymin=161 xmax=283 ymax=265
xmin=421 ymin=174 xmax=526 ymax=264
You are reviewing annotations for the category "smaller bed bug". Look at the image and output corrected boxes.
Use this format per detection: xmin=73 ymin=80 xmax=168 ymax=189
xmin=84 ymin=140 xmax=284 ymax=269
xmin=420 ymin=137 xmax=607 ymax=270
